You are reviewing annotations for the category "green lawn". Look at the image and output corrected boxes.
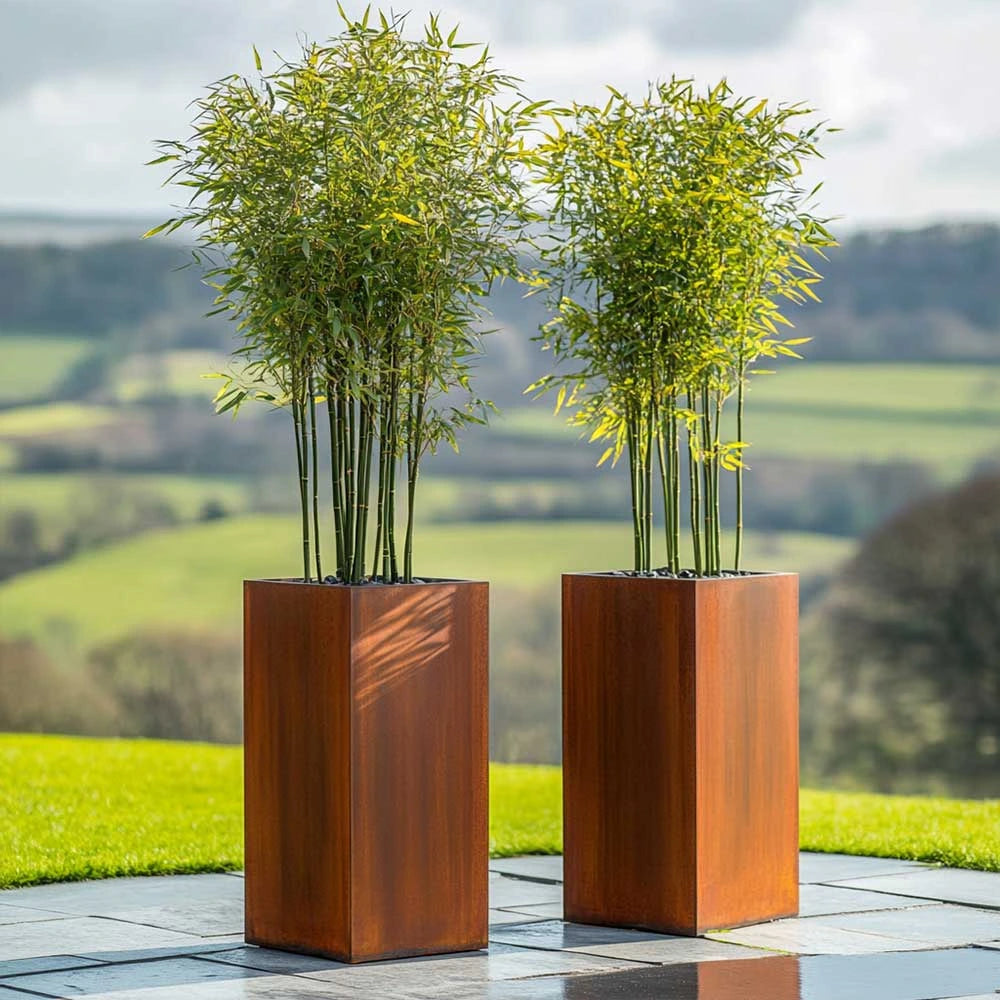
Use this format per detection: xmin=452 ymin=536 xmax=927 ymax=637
xmin=0 ymin=735 xmax=995 ymax=889
xmin=0 ymin=515 xmax=854 ymax=648
xmin=0 ymin=335 xmax=94 ymax=403
xmin=500 ymin=362 xmax=1000 ymax=475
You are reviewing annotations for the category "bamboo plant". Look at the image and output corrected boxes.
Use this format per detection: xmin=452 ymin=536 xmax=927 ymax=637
xmin=531 ymin=78 xmax=836 ymax=575
xmin=146 ymin=9 xmax=538 ymax=583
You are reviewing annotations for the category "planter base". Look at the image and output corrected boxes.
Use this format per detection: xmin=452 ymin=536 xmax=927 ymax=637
xmin=562 ymin=572 xmax=799 ymax=936
xmin=244 ymin=579 xmax=488 ymax=964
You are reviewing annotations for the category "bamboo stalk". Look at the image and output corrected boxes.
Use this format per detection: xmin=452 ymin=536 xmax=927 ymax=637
xmin=292 ymin=394 xmax=311 ymax=583
xmin=326 ymin=374 xmax=345 ymax=577
xmin=352 ymin=395 xmax=375 ymax=583
xmin=735 ymin=371 xmax=745 ymax=572
xmin=308 ymin=374 xmax=322 ymax=581
xmin=342 ymin=392 xmax=356 ymax=580
xmin=688 ymin=390 xmax=703 ymax=575
xmin=626 ymin=410 xmax=641 ymax=572
xmin=670 ymin=399 xmax=681 ymax=573
xmin=712 ymin=392 xmax=723 ymax=573
xmin=403 ymin=388 xmax=425 ymax=583
xmin=700 ymin=383 xmax=714 ymax=574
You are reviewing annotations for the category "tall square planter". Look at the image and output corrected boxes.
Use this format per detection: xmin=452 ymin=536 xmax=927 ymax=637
xmin=562 ymin=572 xmax=799 ymax=935
xmin=244 ymin=578 xmax=489 ymax=963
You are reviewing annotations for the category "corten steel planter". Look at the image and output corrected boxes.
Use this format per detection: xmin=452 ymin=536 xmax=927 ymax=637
xmin=562 ymin=572 xmax=799 ymax=935
xmin=243 ymin=578 xmax=488 ymax=963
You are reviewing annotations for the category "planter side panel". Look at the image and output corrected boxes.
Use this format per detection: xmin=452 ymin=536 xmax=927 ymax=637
xmin=562 ymin=574 xmax=698 ymax=932
xmin=349 ymin=582 xmax=489 ymax=961
xmin=695 ymin=575 xmax=799 ymax=930
xmin=244 ymin=581 xmax=351 ymax=957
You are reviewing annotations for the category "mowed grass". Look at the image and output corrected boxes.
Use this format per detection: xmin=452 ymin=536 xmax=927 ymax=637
xmin=500 ymin=363 xmax=1000 ymax=474
xmin=0 ymin=735 xmax=995 ymax=890
xmin=0 ymin=335 xmax=93 ymax=403
xmin=800 ymin=789 xmax=1000 ymax=871
xmin=0 ymin=514 xmax=854 ymax=648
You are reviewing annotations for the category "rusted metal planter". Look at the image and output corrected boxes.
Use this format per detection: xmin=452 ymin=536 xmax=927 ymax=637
xmin=562 ymin=572 xmax=799 ymax=935
xmin=243 ymin=578 xmax=488 ymax=963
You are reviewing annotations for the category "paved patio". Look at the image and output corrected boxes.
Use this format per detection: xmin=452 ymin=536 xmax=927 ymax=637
xmin=0 ymin=853 xmax=997 ymax=998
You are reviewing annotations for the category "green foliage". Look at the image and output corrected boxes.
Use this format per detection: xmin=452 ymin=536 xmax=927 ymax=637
xmin=532 ymin=78 xmax=835 ymax=573
xmin=148 ymin=10 xmax=538 ymax=583
xmin=0 ymin=242 xmax=213 ymax=338
xmin=0 ymin=631 xmax=241 ymax=744
xmin=802 ymin=472 xmax=1000 ymax=799
xmin=0 ymin=735 xmax=995 ymax=890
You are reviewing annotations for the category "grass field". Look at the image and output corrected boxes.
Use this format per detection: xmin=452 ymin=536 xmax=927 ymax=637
xmin=501 ymin=363 xmax=1000 ymax=474
xmin=0 ymin=402 xmax=121 ymax=439
xmin=113 ymin=349 xmax=228 ymax=402
xmin=0 ymin=335 xmax=93 ymax=404
xmin=1 ymin=473 xmax=252 ymax=522
xmin=0 ymin=515 xmax=854 ymax=648
xmin=0 ymin=735 xmax=996 ymax=890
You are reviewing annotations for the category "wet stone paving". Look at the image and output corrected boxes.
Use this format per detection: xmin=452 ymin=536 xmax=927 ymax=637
xmin=0 ymin=854 xmax=996 ymax=998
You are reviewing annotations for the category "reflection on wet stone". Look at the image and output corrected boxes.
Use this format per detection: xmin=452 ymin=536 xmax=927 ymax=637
xmin=483 ymin=949 xmax=1000 ymax=1000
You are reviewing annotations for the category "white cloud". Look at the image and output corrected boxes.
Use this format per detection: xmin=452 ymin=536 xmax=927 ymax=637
xmin=0 ymin=0 xmax=997 ymax=225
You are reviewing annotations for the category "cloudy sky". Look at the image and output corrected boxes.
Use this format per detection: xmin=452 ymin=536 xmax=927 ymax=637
xmin=1 ymin=0 xmax=998 ymax=229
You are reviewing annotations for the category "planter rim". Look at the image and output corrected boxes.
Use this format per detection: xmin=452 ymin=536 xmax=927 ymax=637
xmin=245 ymin=577 xmax=487 ymax=588
xmin=563 ymin=570 xmax=797 ymax=581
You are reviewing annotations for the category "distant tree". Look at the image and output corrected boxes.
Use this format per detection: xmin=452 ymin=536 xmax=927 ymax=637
xmin=0 ymin=636 xmax=118 ymax=735
xmin=87 ymin=630 xmax=242 ymax=743
xmin=801 ymin=472 xmax=1000 ymax=797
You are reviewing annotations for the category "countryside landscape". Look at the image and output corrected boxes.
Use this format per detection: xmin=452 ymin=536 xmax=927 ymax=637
xmin=1 ymin=214 xmax=998 ymax=792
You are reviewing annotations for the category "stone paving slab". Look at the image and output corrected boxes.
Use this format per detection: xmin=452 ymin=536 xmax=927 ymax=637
xmin=494 ymin=884 xmax=939 ymax=923
xmin=296 ymin=942 xmax=648 ymax=992
xmin=0 ymin=954 xmax=105 ymax=978
xmin=497 ymin=900 xmax=564 ymax=920
xmin=487 ymin=908 xmax=548 ymax=926
xmin=813 ymin=903 xmax=1000 ymax=948
xmin=797 ymin=948 xmax=1000 ymax=1000
xmin=1 ymin=856 xmax=999 ymax=998
xmin=102 ymin=897 xmax=245 ymax=937
xmin=0 ymin=915 xmax=222 ymax=962
xmin=798 ymin=853 xmax=931 ymax=884
xmin=833 ymin=868 xmax=1000 ymax=910
xmin=709 ymin=919 xmax=930 ymax=955
xmin=70 ymin=937 xmax=245 ymax=964
xmin=0 ymin=903 xmax=66 ymax=927
xmin=0 ymin=873 xmax=242 ymax=918
xmin=81 ymin=976 xmax=357 ymax=1000
xmin=0 ymin=955 xmax=270 ymax=998
xmin=487 ymin=873 xmax=562 ymax=909
xmin=488 ymin=856 xmax=564 ymax=883
xmin=798 ymin=884 xmax=938 ymax=917
xmin=489 ymin=918 xmax=773 ymax=965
